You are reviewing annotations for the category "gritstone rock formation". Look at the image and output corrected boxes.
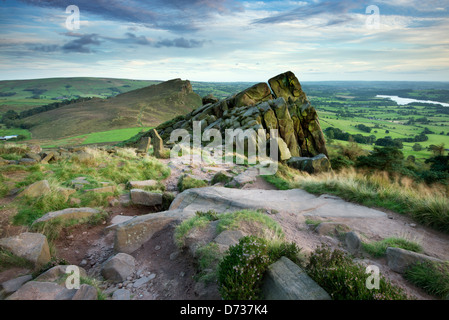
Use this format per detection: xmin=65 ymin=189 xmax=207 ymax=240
xmin=129 ymin=71 xmax=328 ymax=161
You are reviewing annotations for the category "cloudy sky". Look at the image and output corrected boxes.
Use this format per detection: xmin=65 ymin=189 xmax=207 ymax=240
xmin=1 ymin=0 xmax=448 ymax=82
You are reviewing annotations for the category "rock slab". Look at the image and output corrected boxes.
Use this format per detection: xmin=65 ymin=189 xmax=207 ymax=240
xmin=262 ymin=256 xmax=331 ymax=300
xmin=386 ymin=247 xmax=444 ymax=274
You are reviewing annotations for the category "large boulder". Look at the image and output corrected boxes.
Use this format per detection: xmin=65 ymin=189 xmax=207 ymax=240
xmin=0 ymin=232 xmax=51 ymax=267
xmin=386 ymin=247 xmax=445 ymax=274
xmin=287 ymin=154 xmax=331 ymax=174
xmin=130 ymin=189 xmax=163 ymax=206
xmin=0 ymin=275 xmax=33 ymax=298
xmin=101 ymin=253 xmax=137 ymax=282
xmin=18 ymin=180 xmax=51 ymax=198
xmin=7 ymin=281 xmax=76 ymax=300
xmin=113 ymin=209 xmax=195 ymax=254
xmin=32 ymin=207 xmax=101 ymax=225
xmin=262 ymin=256 xmax=331 ymax=300
xmin=71 ymin=284 xmax=98 ymax=300
xmin=34 ymin=265 xmax=87 ymax=282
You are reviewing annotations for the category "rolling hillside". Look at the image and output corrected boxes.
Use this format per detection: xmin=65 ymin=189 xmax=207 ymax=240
xmin=19 ymin=78 xmax=202 ymax=139
xmin=0 ymin=77 xmax=160 ymax=115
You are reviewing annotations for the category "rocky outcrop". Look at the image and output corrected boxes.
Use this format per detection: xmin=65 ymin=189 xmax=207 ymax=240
xmin=127 ymin=71 xmax=328 ymax=162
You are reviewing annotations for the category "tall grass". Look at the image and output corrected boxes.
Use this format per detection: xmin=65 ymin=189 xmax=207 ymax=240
xmin=264 ymin=165 xmax=449 ymax=233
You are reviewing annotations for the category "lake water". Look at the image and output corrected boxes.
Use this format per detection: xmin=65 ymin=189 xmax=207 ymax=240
xmin=376 ymin=95 xmax=449 ymax=107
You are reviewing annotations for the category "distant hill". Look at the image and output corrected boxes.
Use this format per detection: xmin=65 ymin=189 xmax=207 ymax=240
xmin=20 ymin=79 xmax=202 ymax=139
xmin=0 ymin=77 xmax=160 ymax=115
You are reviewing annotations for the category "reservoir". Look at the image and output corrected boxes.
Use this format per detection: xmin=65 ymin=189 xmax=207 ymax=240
xmin=376 ymin=95 xmax=449 ymax=107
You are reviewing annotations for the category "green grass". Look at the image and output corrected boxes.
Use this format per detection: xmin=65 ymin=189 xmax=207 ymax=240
xmin=42 ymin=127 xmax=152 ymax=148
xmin=9 ymin=147 xmax=170 ymax=227
xmin=0 ymin=128 xmax=32 ymax=140
xmin=174 ymin=211 xmax=218 ymax=248
xmin=404 ymin=261 xmax=449 ymax=299
xmin=216 ymin=209 xmax=284 ymax=240
xmin=362 ymin=237 xmax=423 ymax=258
xmin=177 ymin=175 xmax=208 ymax=192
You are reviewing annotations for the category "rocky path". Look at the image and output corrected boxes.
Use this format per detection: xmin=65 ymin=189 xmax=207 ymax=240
xmin=2 ymin=159 xmax=449 ymax=300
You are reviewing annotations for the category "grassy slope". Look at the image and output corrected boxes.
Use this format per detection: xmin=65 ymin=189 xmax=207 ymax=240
xmin=41 ymin=127 xmax=153 ymax=148
xmin=20 ymin=79 xmax=202 ymax=140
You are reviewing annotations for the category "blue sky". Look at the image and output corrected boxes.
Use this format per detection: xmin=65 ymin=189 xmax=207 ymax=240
xmin=0 ymin=0 xmax=448 ymax=82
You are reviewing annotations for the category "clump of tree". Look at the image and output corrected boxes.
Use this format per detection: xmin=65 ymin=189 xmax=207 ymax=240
xmin=375 ymin=136 xmax=403 ymax=149
xmin=355 ymin=124 xmax=372 ymax=133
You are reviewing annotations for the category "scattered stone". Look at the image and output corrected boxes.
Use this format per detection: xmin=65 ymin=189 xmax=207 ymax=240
xmin=262 ymin=256 xmax=331 ymax=300
xmin=71 ymin=284 xmax=98 ymax=300
xmin=18 ymin=158 xmax=37 ymax=165
xmin=18 ymin=180 xmax=51 ymax=198
xmin=386 ymin=247 xmax=444 ymax=274
xmin=130 ymin=189 xmax=163 ymax=206
xmin=0 ymin=232 xmax=51 ymax=267
xmin=169 ymin=251 xmax=180 ymax=261
xmin=0 ymin=275 xmax=33 ymax=298
xmin=25 ymin=152 xmax=41 ymax=162
xmin=32 ymin=207 xmax=101 ymax=225
xmin=112 ymin=288 xmax=131 ymax=300
xmin=40 ymin=152 xmax=54 ymax=164
xmin=84 ymin=185 xmax=116 ymax=194
xmin=345 ymin=231 xmax=362 ymax=254
xmin=211 ymin=171 xmax=234 ymax=185
xmin=101 ymin=253 xmax=137 ymax=283
xmin=155 ymin=245 xmax=161 ymax=251
xmin=133 ymin=276 xmax=151 ymax=288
